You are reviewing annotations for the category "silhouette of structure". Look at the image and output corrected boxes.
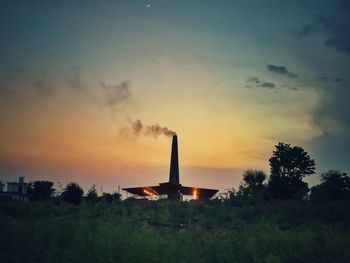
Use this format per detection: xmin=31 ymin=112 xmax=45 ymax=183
xmin=0 ymin=177 xmax=29 ymax=201
xmin=123 ymin=135 xmax=218 ymax=200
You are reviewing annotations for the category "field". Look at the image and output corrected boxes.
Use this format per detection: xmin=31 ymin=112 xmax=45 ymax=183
xmin=1 ymin=200 xmax=350 ymax=263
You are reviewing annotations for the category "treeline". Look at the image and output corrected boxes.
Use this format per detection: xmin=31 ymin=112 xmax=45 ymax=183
xmin=223 ymin=142 xmax=350 ymax=205
xmin=27 ymin=182 xmax=121 ymax=205
xmin=25 ymin=142 xmax=350 ymax=205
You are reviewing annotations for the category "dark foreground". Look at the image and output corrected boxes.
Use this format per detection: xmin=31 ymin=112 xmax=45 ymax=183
xmin=1 ymin=200 xmax=350 ymax=263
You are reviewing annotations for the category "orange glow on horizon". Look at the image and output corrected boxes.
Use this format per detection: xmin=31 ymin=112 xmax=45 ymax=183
xmin=0 ymin=67 xmax=323 ymax=190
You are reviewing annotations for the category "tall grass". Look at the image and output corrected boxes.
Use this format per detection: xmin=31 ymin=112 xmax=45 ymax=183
xmin=0 ymin=200 xmax=349 ymax=263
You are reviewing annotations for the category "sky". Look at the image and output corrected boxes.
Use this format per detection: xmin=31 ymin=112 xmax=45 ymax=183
xmin=0 ymin=0 xmax=349 ymax=194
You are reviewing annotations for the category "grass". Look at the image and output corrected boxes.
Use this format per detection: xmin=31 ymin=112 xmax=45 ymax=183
xmin=1 ymin=200 xmax=350 ymax=263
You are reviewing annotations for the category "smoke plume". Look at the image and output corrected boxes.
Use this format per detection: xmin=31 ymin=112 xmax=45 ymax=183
xmin=100 ymin=81 xmax=175 ymax=138
xmin=101 ymin=81 xmax=131 ymax=106
xmin=130 ymin=119 xmax=176 ymax=138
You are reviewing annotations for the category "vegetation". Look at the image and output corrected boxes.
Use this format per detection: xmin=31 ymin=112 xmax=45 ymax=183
xmin=268 ymin=142 xmax=315 ymax=199
xmin=61 ymin=183 xmax=84 ymax=205
xmin=86 ymin=184 xmax=98 ymax=203
xmin=237 ymin=169 xmax=267 ymax=202
xmin=1 ymin=142 xmax=349 ymax=263
xmin=0 ymin=199 xmax=349 ymax=263
xmin=28 ymin=181 xmax=55 ymax=201
xmin=311 ymin=170 xmax=350 ymax=203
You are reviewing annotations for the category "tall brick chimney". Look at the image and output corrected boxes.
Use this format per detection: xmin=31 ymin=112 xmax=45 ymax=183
xmin=169 ymin=134 xmax=179 ymax=184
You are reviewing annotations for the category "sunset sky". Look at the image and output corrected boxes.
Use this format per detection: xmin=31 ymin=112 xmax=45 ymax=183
xmin=0 ymin=0 xmax=349 ymax=194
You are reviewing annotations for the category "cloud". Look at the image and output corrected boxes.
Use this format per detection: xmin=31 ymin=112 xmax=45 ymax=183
xmin=333 ymin=78 xmax=344 ymax=83
xmin=317 ymin=76 xmax=345 ymax=83
xmin=312 ymin=80 xmax=350 ymax=136
xmin=0 ymin=66 xmax=86 ymax=102
xmin=317 ymin=76 xmax=329 ymax=81
xmin=259 ymin=82 xmax=275 ymax=88
xmin=266 ymin=64 xmax=298 ymax=78
xmin=0 ymin=67 xmax=53 ymax=101
xmin=296 ymin=24 xmax=314 ymax=38
xmin=246 ymin=77 xmax=276 ymax=89
xmin=101 ymin=81 xmax=131 ymax=106
xmin=34 ymin=80 xmax=54 ymax=99
xmin=280 ymin=84 xmax=298 ymax=91
xmin=292 ymin=1 xmax=350 ymax=55
xmin=287 ymin=86 xmax=298 ymax=91
xmin=296 ymin=1 xmax=350 ymax=55
xmin=317 ymin=14 xmax=350 ymax=54
xmin=309 ymin=2 xmax=350 ymax=148
xmin=246 ymin=77 xmax=300 ymax=91
xmin=247 ymin=77 xmax=260 ymax=84
xmin=65 ymin=66 xmax=83 ymax=90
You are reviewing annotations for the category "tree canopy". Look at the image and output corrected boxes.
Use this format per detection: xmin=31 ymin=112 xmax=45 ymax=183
xmin=311 ymin=170 xmax=350 ymax=202
xmin=238 ymin=170 xmax=266 ymax=198
xmin=269 ymin=142 xmax=315 ymax=180
xmin=268 ymin=142 xmax=315 ymax=199
xmin=61 ymin=183 xmax=84 ymax=205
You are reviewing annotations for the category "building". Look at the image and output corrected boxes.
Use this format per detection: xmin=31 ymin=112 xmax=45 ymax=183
xmin=123 ymin=135 xmax=219 ymax=201
xmin=0 ymin=177 xmax=29 ymax=201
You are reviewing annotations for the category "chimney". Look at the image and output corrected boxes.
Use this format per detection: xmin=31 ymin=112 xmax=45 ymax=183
xmin=169 ymin=134 xmax=180 ymax=184
xmin=19 ymin=176 xmax=24 ymax=183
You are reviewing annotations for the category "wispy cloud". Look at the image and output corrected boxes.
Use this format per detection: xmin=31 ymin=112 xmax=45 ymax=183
xmin=317 ymin=14 xmax=350 ymax=55
xmin=266 ymin=64 xmax=298 ymax=78
xmin=246 ymin=77 xmax=276 ymax=89
xmin=317 ymin=76 xmax=345 ymax=83
xmin=296 ymin=24 xmax=314 ymax=38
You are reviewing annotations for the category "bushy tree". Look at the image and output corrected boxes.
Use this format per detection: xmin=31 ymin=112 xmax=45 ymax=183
xmin=268 ymin=142 xmax=315 ymax=199
xmin=311 ymin=170 xmax=350 ymax=202
xmin=61 ymin=183 xmax=84 ymax=205
xmin=28 ymin=181 xmax=55 ymax=201
xmin=237 ymin=170 xmax=267 ymax=200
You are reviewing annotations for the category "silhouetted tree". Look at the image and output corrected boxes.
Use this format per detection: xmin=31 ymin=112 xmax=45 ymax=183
xmin=268 ymin=142 xmax=315 ymax=199
xmin=61 ymin=183 xmax=84 ymax=205
xmin=28 ymin=181 xmax=55 ymax=201
xmin=86 ymin=184 xmax=98 ymax=202
xmin=237 ymin=170 xmax=267 ymax=200
xmin=311 ymin=170 xmax=350 ymax=202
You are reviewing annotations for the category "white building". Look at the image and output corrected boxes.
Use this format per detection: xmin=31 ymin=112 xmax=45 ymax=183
xmin=0 ymin=177 xmax=29 ymax=201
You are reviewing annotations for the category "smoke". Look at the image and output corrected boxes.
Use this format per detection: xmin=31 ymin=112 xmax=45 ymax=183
xmin=130 ymin=119 xmax=176 ymax=138
xmin=132 ymin=119 xmax=143 ymax=135
xmin=101 ymin=81 xmax=175 ymax=138
xmin=101 ymin=81 xmax=131 ymax=106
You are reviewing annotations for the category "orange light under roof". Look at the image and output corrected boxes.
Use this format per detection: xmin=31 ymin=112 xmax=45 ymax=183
xmin=193 ymin=189 xmax=197 ymax=200
xmin=143 ymin=189 xmax=154 ymax=196
xmin=143 ymin=187 xmax=159 ymax=197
